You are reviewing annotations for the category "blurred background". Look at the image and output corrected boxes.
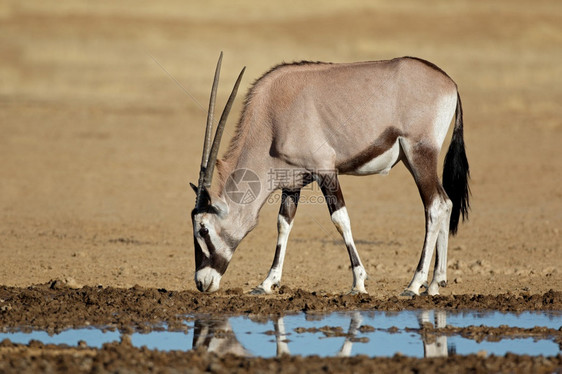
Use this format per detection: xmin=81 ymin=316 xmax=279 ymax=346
xmin=0 ymin=0 xmax=560 ymax=293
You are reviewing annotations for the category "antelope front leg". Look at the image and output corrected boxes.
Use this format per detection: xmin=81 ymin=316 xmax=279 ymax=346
xmin=318 ymin=173 xmax=368 ymax=294
xmin=252 ymin=189 xmax=300 ymax=294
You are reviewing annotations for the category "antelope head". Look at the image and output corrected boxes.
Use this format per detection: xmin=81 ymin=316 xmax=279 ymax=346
xmin=191 ymin=53 xmax=245 ymax=292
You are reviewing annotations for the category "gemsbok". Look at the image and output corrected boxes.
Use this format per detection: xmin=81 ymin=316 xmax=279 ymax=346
xmin=190 ymin=53 xmax=469 ymax=296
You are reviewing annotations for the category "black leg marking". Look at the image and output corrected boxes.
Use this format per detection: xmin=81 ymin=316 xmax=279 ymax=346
xmin=347 ymin=245 xmax=362 ymax=268
xmin=317 ymin=173 xmax=345 ymax=215
xmin=271 ymin=244 xmax=283 ymax=271
xmin=279 ymin=189 xmax=300 ymax=223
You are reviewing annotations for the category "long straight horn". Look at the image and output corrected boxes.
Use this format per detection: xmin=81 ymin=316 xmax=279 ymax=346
xmin=196 ymin=52 xmax=223 ymax=208
xmin=203 ymin=66 xmax=246 ymax=188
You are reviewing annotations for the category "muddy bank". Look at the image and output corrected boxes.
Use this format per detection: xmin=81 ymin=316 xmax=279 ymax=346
xmin=1 ymin=282 xmax=561 ymax=331
xmin=416 ymin=325 xmax=562 ymax=345
xmin=297 ymin=324 xmax=562 ymax=345
xmin=0 ymin=339 xmax=561 ymax=374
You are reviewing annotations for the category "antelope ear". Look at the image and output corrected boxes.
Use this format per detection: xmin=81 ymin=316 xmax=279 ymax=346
xmin=194 ymin=186 xmax=227 ymax=216
xmin=189 ymin=183 xmax=197 ymax=194
xmin=200 ymin=186 xmax=212 ymax=207
xmin=210 ymin=195 xmax=229 ymax=218
xmin=204 ymin=188 xmax=229 ymax=218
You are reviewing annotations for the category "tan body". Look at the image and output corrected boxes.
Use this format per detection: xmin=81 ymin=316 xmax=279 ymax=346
xmin=192 ymin=56 xmax=470 ymax=296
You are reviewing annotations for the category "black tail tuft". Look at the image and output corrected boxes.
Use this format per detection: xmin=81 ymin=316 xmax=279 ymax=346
xmin=443 ymin=93 xmax=470 ymax=235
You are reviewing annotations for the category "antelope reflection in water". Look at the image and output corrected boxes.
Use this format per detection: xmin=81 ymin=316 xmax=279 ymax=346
xmin=417 ymin=310 xmax=452 ymax=358
xmin=191 ymin=311 xmax=453 ymax=358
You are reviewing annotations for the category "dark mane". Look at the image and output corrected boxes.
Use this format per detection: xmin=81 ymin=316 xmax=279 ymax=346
xmin=247 ymin=60 xmax=332 ymax=98
xmin=260 ymin=60 xmax=330 ymax=77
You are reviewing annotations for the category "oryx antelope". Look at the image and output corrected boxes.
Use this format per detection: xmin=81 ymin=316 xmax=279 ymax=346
xmin=190 ymin=53 xmax=469 ymax=296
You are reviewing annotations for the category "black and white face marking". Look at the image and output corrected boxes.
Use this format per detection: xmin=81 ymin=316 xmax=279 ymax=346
xmin=192 ymin=210 xmax=235 ymax=292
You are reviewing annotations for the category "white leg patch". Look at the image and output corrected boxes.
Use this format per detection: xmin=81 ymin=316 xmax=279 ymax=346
xmin=331 ymin=207 xmax=368 ymax=294
xmin=351 ymin=266 xmax=368 ymax=294
xmin=260 ymin=268 xmax=282 ymax=294
xmin=331 ymin=208 xmax=353 ymax=242
xmin=257 ymin=216 xmax=294 ymax=294
xmin=404 ymin=197 xmax=450 ymax=296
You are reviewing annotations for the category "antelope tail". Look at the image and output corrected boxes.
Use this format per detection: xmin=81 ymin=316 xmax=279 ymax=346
xmin=442 ymin=92 xmax=470 ymax=235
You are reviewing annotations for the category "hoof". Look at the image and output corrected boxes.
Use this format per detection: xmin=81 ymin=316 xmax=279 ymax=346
xmin=427 ymin=284 xmax=440 ymax=296
xmin=420 ymin=289 xmax=438 ymax=296
xmin=250 ymin=286 xmax=269 ymax=295
xmin=438 ymin=280 xmax=447 ymax=288
xmin=421 ymin=281 xmax=429 ymax=289
xmin=348 ymin=288 xmax=368 ymax=296
xmin=400 ymin=289 xmax=418 ymax=297
xmin=250 ymin=283 xmax=279 ymax=295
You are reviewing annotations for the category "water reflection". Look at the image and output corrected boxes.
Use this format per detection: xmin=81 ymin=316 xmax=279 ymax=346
xmin=192 ymin=318 xmax=250 ymax=357
xmin=192 ymin=310 xmax=454 ymax=358
xmin=337 ymin=312 xmax=363 ymax=357
xmin=418 ymin=310 xmax=451 ymax=358
xmin=1 ymin=309 xmax=559 ymax=357
xmin=273 ymin=316 xmax=290 ymax=356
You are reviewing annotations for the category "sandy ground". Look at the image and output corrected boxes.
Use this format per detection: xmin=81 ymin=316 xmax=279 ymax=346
xmin=1 ymin=0 xmax=560 ymax=297
xmin=0 ymin=1 xmax=561 ymax=372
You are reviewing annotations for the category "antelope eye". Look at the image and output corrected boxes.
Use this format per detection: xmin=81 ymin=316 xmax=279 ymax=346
xmin=199 ymin=227 xmax=209 ymax=236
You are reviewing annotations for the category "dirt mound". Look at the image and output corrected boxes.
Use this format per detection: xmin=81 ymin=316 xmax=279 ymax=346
xmin=1 ymin=283 xmax=561 ymax=331
xmin=0 ymin=340 xmax=561 ymax=374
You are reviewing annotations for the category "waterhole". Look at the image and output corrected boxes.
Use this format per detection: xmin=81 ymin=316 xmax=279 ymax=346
xmin=1 ymin=310 xmax=560 ymax=358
